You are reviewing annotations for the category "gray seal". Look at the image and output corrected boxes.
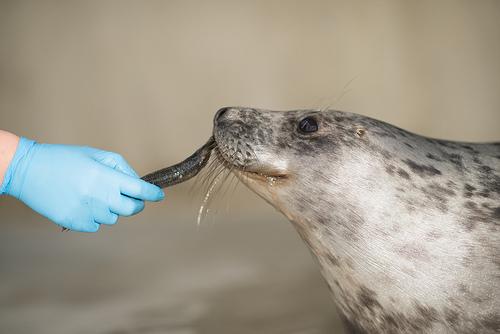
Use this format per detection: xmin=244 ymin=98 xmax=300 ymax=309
xmin=212 ymin=107 xmax=500 ymax=334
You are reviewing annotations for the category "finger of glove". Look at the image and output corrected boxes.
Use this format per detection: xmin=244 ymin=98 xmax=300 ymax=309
xmin=90 ymin=149 xmax=139 ymax=178
xmin=92 ymin=203 xmax=119 ymax=225
xmin=68 ymin=219 xmax=100 ymax=233
xmin=118 ymin=173 xmax=164 ymax=202
xmin=109 ymin=194 xmax=145 ymax=217
xmin=88 ymin=221 xmax=101 ymax=232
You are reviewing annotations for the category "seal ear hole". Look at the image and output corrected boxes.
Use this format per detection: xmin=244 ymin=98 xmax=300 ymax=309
xmin=356 ymin=128 xmax=366 ymax=138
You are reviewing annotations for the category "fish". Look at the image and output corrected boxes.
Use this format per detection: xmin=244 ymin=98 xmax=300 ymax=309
xmin=141 ymin=136 xmax=215 ymax=188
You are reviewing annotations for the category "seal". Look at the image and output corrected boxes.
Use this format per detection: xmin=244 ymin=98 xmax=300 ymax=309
xmin=212 ymin=107 xmax=500 ymax=334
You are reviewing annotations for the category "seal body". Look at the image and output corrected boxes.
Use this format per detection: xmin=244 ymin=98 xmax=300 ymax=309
xmin=212 ymin=107 xmax=500 ymax=334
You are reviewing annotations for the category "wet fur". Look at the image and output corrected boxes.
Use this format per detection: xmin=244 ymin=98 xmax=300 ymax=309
xmin=213 ymin=108 xmax=500 ymax=334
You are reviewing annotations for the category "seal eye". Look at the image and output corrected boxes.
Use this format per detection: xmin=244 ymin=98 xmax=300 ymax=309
xmin=298 ymin=117 xmax=318 ymax=133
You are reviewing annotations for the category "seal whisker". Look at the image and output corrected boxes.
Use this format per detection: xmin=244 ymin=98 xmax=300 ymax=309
xmin=185 ymin=140 xmax=226 ymax=197
xmin=200 ymin=159 xmax=228 ymax=192
xmin=199 ymin=153 xmax=226 ymax=190
xmin=189 ymin=153 xmax=221 ymax=194
xmin=194 ymin=147 xmax=241 ymax=224
xmin=217 ymin=167 xmax=240 ymax=207
xmin=209 ymin=168 xmax=237 ymax=217
xmin=197 ymin=167 xmax=232 ymax=225
xmin=317 ymin=76 xmax=358 ymax=112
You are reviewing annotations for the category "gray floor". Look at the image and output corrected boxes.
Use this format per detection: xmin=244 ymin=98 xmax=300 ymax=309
xmin=0 ymin=186 xmax=344 ymax=334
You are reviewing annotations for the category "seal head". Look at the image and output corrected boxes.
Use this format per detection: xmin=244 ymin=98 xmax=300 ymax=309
xmin=213 ymin=107 xmax=500 ymax=334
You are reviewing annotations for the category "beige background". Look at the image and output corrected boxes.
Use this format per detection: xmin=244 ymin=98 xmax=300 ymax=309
xmin=0 ymin=1 xmax=499 ymax=333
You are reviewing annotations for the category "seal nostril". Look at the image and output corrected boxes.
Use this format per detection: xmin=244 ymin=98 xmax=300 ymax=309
xmin=215 ymin=107 xmax=229 ymax=121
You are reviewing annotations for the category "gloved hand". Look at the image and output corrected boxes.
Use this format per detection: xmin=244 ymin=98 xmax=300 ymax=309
xmin=0 ymin=137 xmax=164 ymax=232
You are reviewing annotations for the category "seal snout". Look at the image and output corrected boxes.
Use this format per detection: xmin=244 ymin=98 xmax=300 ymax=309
xmin=214 ymin=106 xmax=242 ymax=125
xmin=213 ymin=107 xmax=256 ymax=169
xmin=212 ymin=107 xmax=289 ymax=182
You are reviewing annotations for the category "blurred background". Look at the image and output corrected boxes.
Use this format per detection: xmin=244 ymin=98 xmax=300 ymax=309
xmin=0 ymin=1 xmax=499 ymax=333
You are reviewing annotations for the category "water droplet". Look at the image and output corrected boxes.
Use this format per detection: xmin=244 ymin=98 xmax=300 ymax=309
xmin=266 ymin=176 xmax=276 ymax=186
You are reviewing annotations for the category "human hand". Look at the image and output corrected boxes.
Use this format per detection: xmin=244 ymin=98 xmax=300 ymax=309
xmin=0 ymin=138 xmax=164 ymax=232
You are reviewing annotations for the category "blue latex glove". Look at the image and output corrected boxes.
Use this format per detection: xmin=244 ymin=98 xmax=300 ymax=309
xmin=0 ymin=138 xmax=164 ymax=232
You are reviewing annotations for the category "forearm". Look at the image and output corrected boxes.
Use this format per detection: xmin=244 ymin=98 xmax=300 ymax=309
xmin=0 ymin=130 xmax=20 ymax=186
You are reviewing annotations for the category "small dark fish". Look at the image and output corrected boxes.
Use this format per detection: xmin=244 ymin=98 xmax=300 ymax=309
xmin=61 ymin=137 xmax=215 ymax=232
xmin=141 ymin=136 xmax=215 ymax=188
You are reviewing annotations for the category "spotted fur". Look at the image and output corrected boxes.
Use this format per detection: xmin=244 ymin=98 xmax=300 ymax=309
xmin=213 ymin=107 xmax=500 ymax=334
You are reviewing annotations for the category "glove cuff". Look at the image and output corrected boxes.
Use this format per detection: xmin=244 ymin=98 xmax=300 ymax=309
xmin=0 ymin=137 xmax=36 ymax=196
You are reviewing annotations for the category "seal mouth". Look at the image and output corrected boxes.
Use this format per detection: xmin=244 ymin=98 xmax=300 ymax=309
xmin=213 ymin=146 xmax=288 ymax=184
xmin=241 ymin=170 xmax=288 ymax=183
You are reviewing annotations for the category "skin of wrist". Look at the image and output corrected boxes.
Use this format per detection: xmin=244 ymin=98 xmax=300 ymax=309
xmin=0 ymin=130 xmax=20 ymax=186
